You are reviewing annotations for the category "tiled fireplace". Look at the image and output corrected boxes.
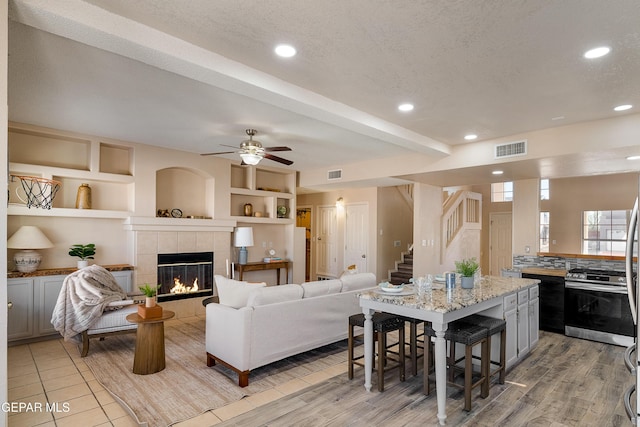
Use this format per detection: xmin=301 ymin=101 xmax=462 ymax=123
xmin=125 ymin=217 xmax=235 ymax=317
xmin=157 ymin=251 xmax=213 ymax=301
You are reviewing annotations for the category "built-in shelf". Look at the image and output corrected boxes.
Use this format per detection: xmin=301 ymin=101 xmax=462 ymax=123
xmin=229 ymin=164 xmax=296 ymax=223
xmin=7 ymin=205 xmax=132 ymax=219
xmin=123 ymin=217 xmax=236 ymax=232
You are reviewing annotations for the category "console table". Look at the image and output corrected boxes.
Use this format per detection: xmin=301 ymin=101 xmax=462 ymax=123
xmin=234 ymin=261 xmax=291 ymax=285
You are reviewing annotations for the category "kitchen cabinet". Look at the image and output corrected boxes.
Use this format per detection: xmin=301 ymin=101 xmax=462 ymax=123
xmin=517 ymin=289 xmax=530 ymax=357
xmin=35 ymin=276 xmax=65 ymax=336
xmin=504 ymin=293 xmax=518 ymax=368
xmin=7 ymin=278 xmax=34 ymax=341
xmin=529 ymin=285 xmax=540 ymax=348
xmin=7 ymin=269 xmax=133 ymax=343
xmin=503 ymin=284 xmax=539 ymax=369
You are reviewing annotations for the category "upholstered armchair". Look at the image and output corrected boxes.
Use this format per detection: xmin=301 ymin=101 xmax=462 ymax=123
xmin=51 ymin=264 xmax=142 ymax=356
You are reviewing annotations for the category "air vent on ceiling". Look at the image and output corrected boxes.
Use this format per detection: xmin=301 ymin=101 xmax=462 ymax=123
xmin=327 ymin=169 xmax=342 ymax=180
xmin=495 ymin=140 xmax=527 ymax=159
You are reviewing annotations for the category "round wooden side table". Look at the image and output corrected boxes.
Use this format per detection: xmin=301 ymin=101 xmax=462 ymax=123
xmin=126 ymin=309 xmax=175 ymax=375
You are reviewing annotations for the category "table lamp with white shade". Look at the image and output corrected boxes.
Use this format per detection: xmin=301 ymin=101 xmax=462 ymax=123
xmin=7 ymin=226 xmax=54 ymax=272
xmin=234 ymin=227 xmax=254 ymax=265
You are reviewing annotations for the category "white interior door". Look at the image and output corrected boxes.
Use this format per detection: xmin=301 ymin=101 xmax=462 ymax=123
xmin=490 ymin=212 xmax=513 ymax=275
xmin=316 ymin=205 xmax=338 ymax=277
xmin=345 ymin=203 xmax=369 ymax=273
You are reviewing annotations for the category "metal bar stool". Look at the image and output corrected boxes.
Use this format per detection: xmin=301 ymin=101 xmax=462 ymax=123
xmin=348 ymin=312 xmax=406 ymax=392
xmin=464 ymin=314 xmax=507 ymax=394
xmin=424 ymin=320 xmax=489 ymax=411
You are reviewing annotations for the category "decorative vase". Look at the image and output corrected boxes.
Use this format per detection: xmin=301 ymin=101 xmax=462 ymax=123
xmin=461 ymin=276 xmax=474 ymax=289
xmin=244 ymin=203 xmax=253 ymax=216
xmin=77 ymin=260 xmax=89 ymax=269
xmin=145 ymin=296 xmax=156 ymax=308
xmin=75 ymin=183 xmax=92 ymax=209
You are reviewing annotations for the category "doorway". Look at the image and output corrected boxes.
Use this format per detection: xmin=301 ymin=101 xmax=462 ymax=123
xmin=316 ymin=205 xmax=338 ymax=278
xmin=345 ymin=203 xmax=369 ymax=273
xmin=296 ymin=206 xmax=312 ymax=281
xmin=490 ymin=212 xmax=513 ymax=275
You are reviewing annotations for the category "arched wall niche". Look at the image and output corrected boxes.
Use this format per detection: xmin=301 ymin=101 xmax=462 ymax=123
xmin=156 ymin=166 xmax=214 ymax=218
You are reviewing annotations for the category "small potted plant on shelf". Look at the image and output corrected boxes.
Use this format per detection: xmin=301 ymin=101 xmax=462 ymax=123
xmin=68 ymin=244 xmax=96 ymax=269
xmin=455 ymin=257 xmax=479 ymax=289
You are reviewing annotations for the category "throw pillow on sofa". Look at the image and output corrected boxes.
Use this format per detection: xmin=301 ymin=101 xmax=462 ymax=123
xmin=214 ymin=275 xmax=266 ymax=308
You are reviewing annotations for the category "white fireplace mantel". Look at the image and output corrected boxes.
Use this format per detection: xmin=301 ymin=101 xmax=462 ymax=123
xmin=123 ymin=217 xmax=236 ymax=232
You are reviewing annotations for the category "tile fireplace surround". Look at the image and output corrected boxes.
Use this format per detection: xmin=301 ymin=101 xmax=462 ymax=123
xmin=125 ymin=218 xmax=234 ymax=319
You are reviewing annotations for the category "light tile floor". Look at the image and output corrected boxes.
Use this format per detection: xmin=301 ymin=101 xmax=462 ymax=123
xmin=7 ymin=316 xmax=349 ymax=426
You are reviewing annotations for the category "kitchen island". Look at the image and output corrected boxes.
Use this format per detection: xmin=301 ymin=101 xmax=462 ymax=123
xmin=359 ymin=275 xmax=540 ymax=425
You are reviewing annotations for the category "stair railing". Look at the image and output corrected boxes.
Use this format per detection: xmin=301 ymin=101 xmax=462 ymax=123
xmin=442 ymin=191 xmax=482 ymax=251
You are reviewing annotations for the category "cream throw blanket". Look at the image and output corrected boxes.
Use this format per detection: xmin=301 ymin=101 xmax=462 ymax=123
xmin=51 ymin=265 xmax=128 ymax=343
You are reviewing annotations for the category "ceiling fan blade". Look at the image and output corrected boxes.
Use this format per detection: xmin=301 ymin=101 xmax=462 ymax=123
xmin=200 ymin=150 xmax=236 ymax=156
xmin=264 ymin=153 xmax=293 ymax=165
xmin=264 ymin=146 xmax=292 ymax=152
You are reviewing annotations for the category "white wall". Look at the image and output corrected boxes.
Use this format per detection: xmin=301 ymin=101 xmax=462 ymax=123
xmin=513 ymin=179 xmax=540 ymax=256
xmin=1 ymin=1 xmax=9 ymax=424
xmin=412 ymin=183 xmax=443 ymax=277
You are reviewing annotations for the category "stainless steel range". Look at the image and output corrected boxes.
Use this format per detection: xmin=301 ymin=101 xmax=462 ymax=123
xmin=565 ymin=268 xmax=635 ymax=347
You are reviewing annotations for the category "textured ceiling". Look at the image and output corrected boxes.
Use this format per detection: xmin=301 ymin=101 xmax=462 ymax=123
xmin=7 ymin=0 xmax=640 ymax=188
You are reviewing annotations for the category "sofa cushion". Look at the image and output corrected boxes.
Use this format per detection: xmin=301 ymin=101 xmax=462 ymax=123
xmin=302 ymin=279 xmax=342 ymax=298
xmin=246 ymin=284 xmax=303 ymax=307
xmin=340 ymin=272 xmax=376 ymax=292
xmin=215 ymin=275 xmax=266 ymax=308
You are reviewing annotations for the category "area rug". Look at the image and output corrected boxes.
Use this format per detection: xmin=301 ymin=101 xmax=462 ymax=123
xmin=83 ymin=317 xmax=348 ymax=426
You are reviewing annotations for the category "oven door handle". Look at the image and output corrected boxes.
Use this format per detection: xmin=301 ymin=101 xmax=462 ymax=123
xmin=626 ymin=197 xmax=637 ymax=325
xmin=565 ymin=282 xmax=629 ymax=294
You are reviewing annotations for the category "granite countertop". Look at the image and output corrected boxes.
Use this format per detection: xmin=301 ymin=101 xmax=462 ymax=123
xmin=8 ymin=264 xmax=134 ymax=278
xmin=359 ymin=276 xmax=539 ymax=314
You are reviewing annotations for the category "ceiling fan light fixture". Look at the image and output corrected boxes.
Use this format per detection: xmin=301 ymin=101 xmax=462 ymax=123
xmin=240 ymin=152 xmax=263 ymax=165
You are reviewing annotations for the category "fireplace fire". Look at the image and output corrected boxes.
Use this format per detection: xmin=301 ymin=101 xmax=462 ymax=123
xmin=157 ymin=252 xmax=213 ymax=301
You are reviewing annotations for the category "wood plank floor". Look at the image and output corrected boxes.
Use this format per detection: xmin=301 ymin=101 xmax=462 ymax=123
xmin=215 ymin=331 xmax=632 ymax=427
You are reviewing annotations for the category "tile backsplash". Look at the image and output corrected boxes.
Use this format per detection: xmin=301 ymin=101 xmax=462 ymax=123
xmin=513 ymin=255 xmax=627 ymax=272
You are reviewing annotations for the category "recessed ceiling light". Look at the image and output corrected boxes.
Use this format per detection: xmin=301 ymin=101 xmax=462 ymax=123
xmin=584 ymin=46 xmax=610 ymax=59
xmin=398 ymin=103 xmax=414 ymax=112
xmin=551 ymin=116 xmax=565 ymax=121
xmin=492 ymin=170 xmax=504 ymax=175
xmin=275 ymin=44 xmax=297 ymax=58
xmin=464 ymin=134 xmax=477 ymax=141
xmin=614 ymin=104 xmax=633 ymax=111
xmin=627 ymin=155 xmax=640 ymax=161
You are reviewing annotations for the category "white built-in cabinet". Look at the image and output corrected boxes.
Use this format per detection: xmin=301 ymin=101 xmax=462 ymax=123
xmin=504 ymin=284 xmax=539 ymax=369
xmin=7 ymin=270 xmax=132 ymax=343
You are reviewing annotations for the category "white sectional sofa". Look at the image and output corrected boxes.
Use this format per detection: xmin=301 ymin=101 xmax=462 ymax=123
xmin=205 ymin=272 xmax=377 ymax=386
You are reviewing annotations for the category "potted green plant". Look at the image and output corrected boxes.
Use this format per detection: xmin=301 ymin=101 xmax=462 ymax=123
xmin=455 ymin=257 xmax=479 ymax=289
xmin=68 ymin=243 xmax=96 ymax=269
xmin=139 ymin=283 xmax=161 ymax=307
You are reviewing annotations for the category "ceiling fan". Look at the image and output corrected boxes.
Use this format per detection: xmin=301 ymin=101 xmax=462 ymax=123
xmin=201 ymin=129 xmax=293 ymax=166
